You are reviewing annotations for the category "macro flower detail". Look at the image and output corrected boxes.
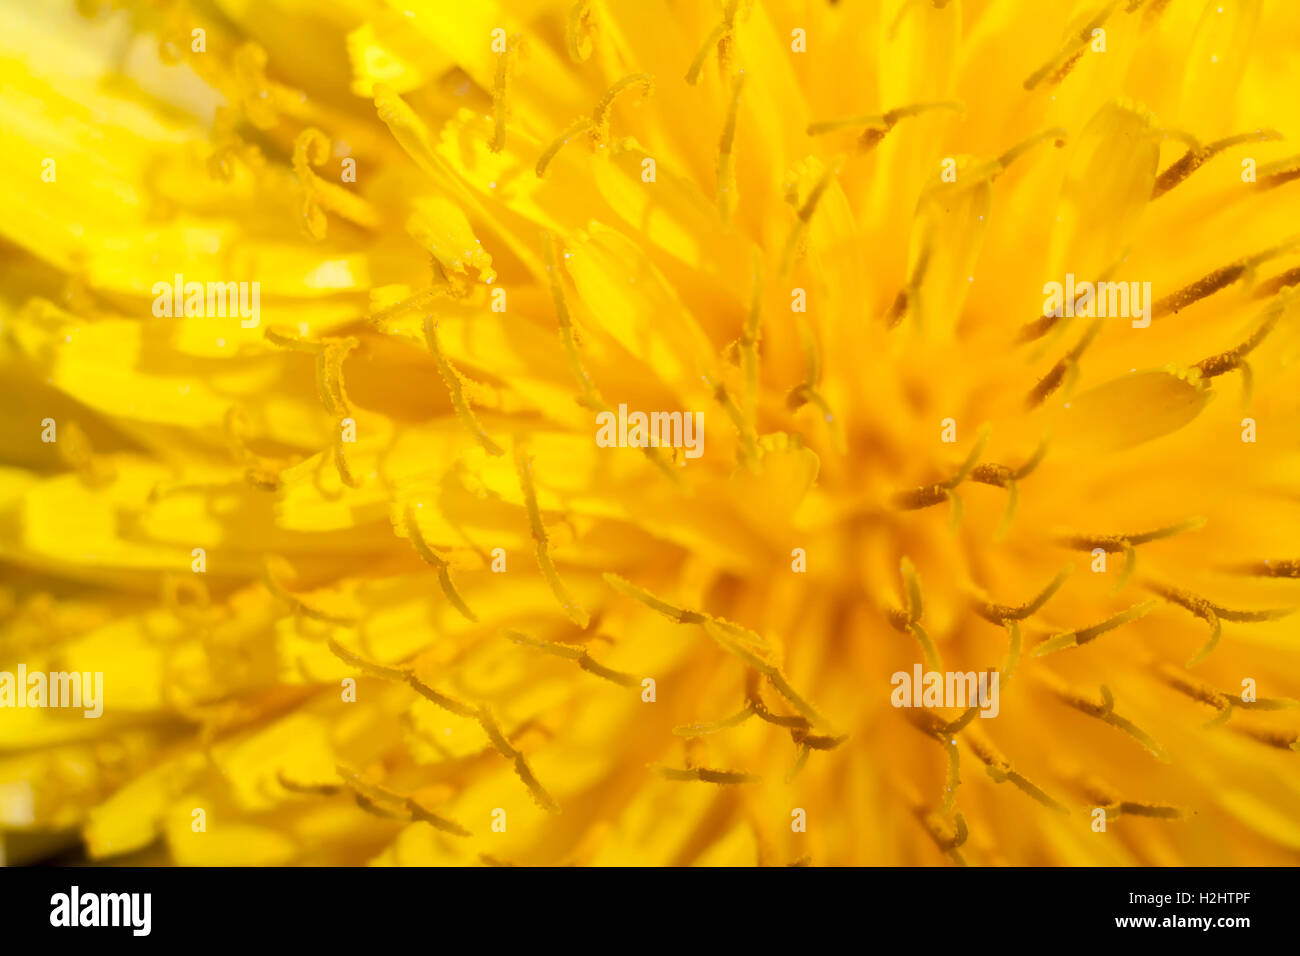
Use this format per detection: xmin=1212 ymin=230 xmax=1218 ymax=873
xmin=1 ymin=0 xmax=1299 ymax=867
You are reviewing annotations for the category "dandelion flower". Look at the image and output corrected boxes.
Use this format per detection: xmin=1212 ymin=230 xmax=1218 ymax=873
xmin=2 ymin=0 xmax=1299 ymax=867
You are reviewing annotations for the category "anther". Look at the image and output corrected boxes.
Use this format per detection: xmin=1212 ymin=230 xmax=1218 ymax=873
xmin=655 ymin=765 xmax=760 ymax=785
xmin=1025 ymin=321 xmax=1100 ymax=405
xmin=491 ymin=33 xmax=521 ymax=153
xmin=592 ymin=74 xmax=653 ymax=145
xmin=423 ymin=317 xmax=504 ymax=456
xmin=1152 ymin=235 xmax=1300 ymax=319
xmin=566 ymin=0 xmax=596 ymax=62
xmin=685 ymin=0 xmax=750 ymax=85
xmin=503 ymin=629 xmax=636 ymax=686
xmin=972 ymin=565 xmax=1072 ymax=624
xmin=1023 ymin=2 xmax=1122 ymax=90
xmin=1152 ymin=128 xmax=1282 ymax=198
xmin=1031 ymin=599 xmax=1156 ymax=656
xmin=515 ymin=443 xmax=590 ymax=628
xmin=292 ymin=128 xmax=380 ymax=238
xmin=402 ymin=503 xmax=479 ymax=623
xmin=716 ymin=73 xmax=745 ymax=222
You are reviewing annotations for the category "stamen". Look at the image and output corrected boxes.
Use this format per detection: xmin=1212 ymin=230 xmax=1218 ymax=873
xmin=806 ymin=100 xmax=963 ymax=139
xmin=292 ymin=128 xmax=380 ymax=238
xmin=1080 ymin=778 xmax=1182 ymax=820
xmin=406 ymin=797 xmax=473 ymax=837
xmin=947 ymin=706 xmax=981 ymax=735
xmin=503 ymin=629 xmax=636 ymax=686
xmin=1153 ymin=265 xmax=1246 ymax=319
xmin=316 ymin=336 xmax=359 ymax=417
xmin=787 ymin=383 xmax=845 ymax=453
xmin=1059 ymin=517 xmax=1205 ymax=586
xmin=602 ymin=573 xmax=705 ymax=624
xmin=1193 ymin=287 xmax=1298 ymax=380
xmin=894 ymin=426 xmax=990 ymax=517
xmin=889 ymin=557 xmax=943 ymax=672
xmin=422 ymin=317 xmax=504 ymax=456
xmin=674 ymin=703 xmax=755 ymax=736
xmin=405 ymin=667 xmax=477 ymax=718
xmin=333 ymin=429 xmax=361 ymax=489
xmin=1152 ymin=128 xmax=1282 ymax=198
xmin=884 ymin=289 xmax=909 ymax=330
xmin=542 ymin=232 xmax=605 ymax=411
xmin=971 ymin=442 xmax=1049 ymax=538
xmin=1039 ymin=675 xmax=1168 ymax=760
xmin=1152 ymin=235 xmax=1300 ymax=319
xmin=352 ymin=792 xmax=409 ymax=820
xmin=709 ymin=380 xmax=760 ymax=467
xmin=1124 ymin=517 xmax=1207 ymax=546
xmin=1233 ymin=559 xmax=1300 ymax=578
xmin=941 ymin=738 xmax=960 ymax=812
xmin=749 ymin=679 xmax=810 ymax=730
xmin=705 ymin=619 xmax=829 ymax=728
xmin=225 ymin=408 xmax=277 ymax=489
xmin=892 ymin=485 xmax=948 ymax=510
xmin=685 ymin=23 xmax=729 ymax=86
xmin=1031 ymin=599 xmax=1156 ymax=656
xmin=684 ymin=0 xmax=749 ymax=85
xmin=536 ymin=117 xmax=596 ymax=177
xmin=264 ymin=327 xmax=326 ymax=353
xmin=965 ymin=727 xmax=1069 ymax=813
xmin=592 ymin=73 xmax=653 ymax=145
xmin=339 ymin=767 xmax=473 ymax=833
xmin=1228 ymin=692 xmax=1299 ymax=711
xmin=491 ymin=33 xmax=521 ymax=153
xmin=915 ymin=806 xmax=969 ymax=866
xmin=366 ymin=286 xmax=451 ymax=329
xmin=1023 ymin=1 xmax=1122 ymax=90
xmin=970 ymin=441 xmax=1049 ymax=489
xmin=515 ymin=444 xmax=591 ymax=628
xmin=326 ymin=636 xmax=406 ymax=680
xmin=566 ymin=0 xmax=596 ymax=62
xmin=1152 ymin=662 xmax=1232 ymax=718
xmin=785 ymin=744 xmax=812 ymax=783
xmin=792 ymin=729 xmax=848 ymax=751
xmin=604 ymin=573 xmax=832 ymax=729
xmin=1144 ymin=579 xmax=1293 ymax=666
xmin=1002 ymin=621 xmax=1023 ymax=685
xmin=1117 ymin=801 xmax=1183 ymax=819
xmin=655 ymin=765 xmax=760 ymax=784
xmin=780 ymin=157 xmax=843 ymax=277
xmin=476 ymin=705 xmax=561 ymax=812
xmin=973 ymin=565 xmax=1072 ymax=624
xmin=403 ymin=503 xmax=480 ymax=623
xmin=716 ymin=72 xmax=745 ymax=222
xmin=903 ymin=708 xmax=950 ymax=742
xmin=276 ymin=770 xmax=342 ymax=796
xmin=900 ymin=556 xmax=924 ymax=624
xmin=993 ymin=127 xmax=1068 ymax=175
xmin=1025 ymin=320 xmax=1100 ymax=406
xmin=263 ymin=557 xmax=358 ymax=626
xmin=1257 ymin=154 xmax=1300 ymax=189
xmin=1252 ymin=266 xmax=1300 ymax=299
xmin=1231 ymin=722 xmax=1300 ymax=752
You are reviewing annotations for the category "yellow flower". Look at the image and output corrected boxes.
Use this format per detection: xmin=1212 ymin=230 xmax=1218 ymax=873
xmin=2 ymin=0 xmax=1299 ymax=866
